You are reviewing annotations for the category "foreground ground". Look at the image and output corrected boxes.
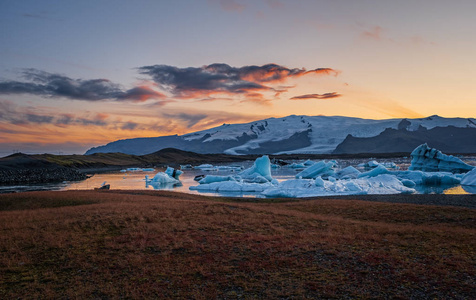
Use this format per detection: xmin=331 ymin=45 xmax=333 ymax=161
xmin=0 ymin=191 xmax=474 ymax=298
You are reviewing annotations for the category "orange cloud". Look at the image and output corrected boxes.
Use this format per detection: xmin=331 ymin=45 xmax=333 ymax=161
xmin=290 ymin=92 xmax=341 ymax=100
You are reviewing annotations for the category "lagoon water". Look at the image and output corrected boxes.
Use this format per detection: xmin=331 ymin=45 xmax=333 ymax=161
xmin=2 ymin=157 xmax=476 ymax=196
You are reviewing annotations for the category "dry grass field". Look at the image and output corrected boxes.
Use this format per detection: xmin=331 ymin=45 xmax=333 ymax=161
xmin=0 ymin=190 xmax=474 ymax=299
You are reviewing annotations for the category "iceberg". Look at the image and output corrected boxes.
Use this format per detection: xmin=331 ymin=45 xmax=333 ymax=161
xmin=461 ymin=168 xmax=476 ymax=186
xmin=288 ymin=163 xmax=306 ymax=169
xmin=335 ymin=166 xmax=361 ymax=179
xmin=146 ymin=167 xmax=182 ymax=186
xmin=295 ymin=161 xmax=336 ymax=179
xmin=194 ymin=164 xmax=217 ymax=171
xmin=263 ymin=174 xmax=414 ymax=198
xmin=393 ymin=170 xmax=461 ymax=186
xmin=198 ymin=175 xmax=237 ymax=184
xmin=303 ymin=159 xmax=316 ymax=166
xmin=148 ymin=173 xmax=180 ymax=185
xmin=239 ymin=155 xmax=273 ymax=182
xmin=358 ymin=165 xmax=390 ymax=178
xmin=165 ymin=166 xmax=183 ymax=179
xmin=409 ymin=144 xmax=474 ymax=173
xmin=190 ymin=181 xmax=275 ymax=193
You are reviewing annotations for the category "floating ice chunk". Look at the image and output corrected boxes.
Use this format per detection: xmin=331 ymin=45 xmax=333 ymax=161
xmin=394 ymin=170 xmax=461 ymax=186
xmin=198 ymin=175 xmax=237 ymax=184
xmin=149 ymin=172 xmax=180 ymax=184
xmin=165 ymin=167 xmax=183 ymax=179
xmin=245 ymin=175 xmax=270 ymax=184
xmin=315 ymin=176 xmax=325 ymax=187
xmin=381 ymin=162 xmax=398 ymax=169
xmin=288 ymin=163 xmax=306 ymax=169
xmin=193 ymin=164 xmax=217 ymax=171
xmin=126 ymin=167 xmax=142 ymax=172
xmin=215 ymin=165 xmax=242 ymax=172
xmin=368 ymin=160 xmax=380 ymax=168
xmin=400 ymin=179 xmax=416 ymax=188
xmin=409 ymin=144 xmax=474 ymax=173
xmin=461 ymin=168 xmax=476 ymax=186
xmin=262 ymin=174 xmax=414 ymax=198
xmin=271 ymin=164 xmax=281 ymax=169
xmin=190 ymin=181 xmax=274 ymax=192
xmin=295 ymin=161 xmax=336 ymax=179
xmin=142 ymin=168 xmax=155 ymax=172
xmin=195 ymin=164 xmax=213 ymax=169
xmin=358 ymin=165 xmax=389 ymax=178
xmin=335 ymin=166 xmax=361 ymax=179
xmin=359 ymin=160 xmax=380 ymax=168
xmin=239 ymin=155 xmax=273 ymax=181
xmin=303 ymin=159 xmax=316 ymax=166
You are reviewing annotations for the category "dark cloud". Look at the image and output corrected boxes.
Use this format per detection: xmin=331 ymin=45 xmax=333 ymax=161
xmin=162 ymin=113 xmax=208 ymax=128
xmin=0 ymin=69 xmax=164 ymax=102
xmin=121 ymin=122 xmax=138 ymax=130
xmin=26 ymin=114 xmax=54 ymax=124
xmin=139 ymin=63 xmax=339 ymax=100
xmin=0 ymin=100 xmax=111 ymax=127
xmin=290 ymin=92 xmax=341 ymax=100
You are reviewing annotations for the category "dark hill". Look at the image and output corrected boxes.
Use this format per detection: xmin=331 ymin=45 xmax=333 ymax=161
xmin=0 ymin=153 xmax=87 ymax=184
xmin=333 ymin=126 xmax=476 ymax=154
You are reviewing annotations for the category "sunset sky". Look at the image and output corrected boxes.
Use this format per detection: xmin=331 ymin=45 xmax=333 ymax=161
xmin=1 ymin=0 xmax=476 ymax=154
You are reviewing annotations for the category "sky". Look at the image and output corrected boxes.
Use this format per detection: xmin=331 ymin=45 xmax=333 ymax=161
xmin=1 ymin=0 xmax=476 ymax=155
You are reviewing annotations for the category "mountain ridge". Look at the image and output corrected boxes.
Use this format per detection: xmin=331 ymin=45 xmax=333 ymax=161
xmin=85 ymin=115 xmax=476 ymax=155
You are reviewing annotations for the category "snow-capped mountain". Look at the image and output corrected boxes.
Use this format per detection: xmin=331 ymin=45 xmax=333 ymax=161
xmin=85 ymin=115 xmax=476 ymax=155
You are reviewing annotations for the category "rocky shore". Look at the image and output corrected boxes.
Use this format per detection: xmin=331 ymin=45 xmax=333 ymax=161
xmin=0 ymin=168 xmax=87 ymax=185
xmin=0 ymin=153 xmax=87 ymax=185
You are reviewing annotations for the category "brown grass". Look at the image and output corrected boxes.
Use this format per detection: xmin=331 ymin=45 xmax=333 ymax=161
xmin=0 ymin=190 xmax=474 ymax=299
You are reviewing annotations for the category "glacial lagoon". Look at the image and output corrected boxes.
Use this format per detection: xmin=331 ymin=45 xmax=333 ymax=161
xmin=2 ymin=156 xmax=476 ymax=197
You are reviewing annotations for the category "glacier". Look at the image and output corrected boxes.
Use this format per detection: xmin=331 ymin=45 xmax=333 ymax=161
xmin=85 ymin=115 xmax=476 ymax=155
